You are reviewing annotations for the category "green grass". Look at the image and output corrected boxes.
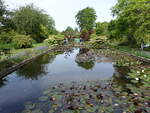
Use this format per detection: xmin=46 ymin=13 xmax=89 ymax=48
xmin=116 ymin=46 xmax=150 ymax=59
xmin=0 ymin=43 xmax=14 ymax=49
xmin=0 ymin=43 xmax=47 ymax=72
xmin=0 ymin=43 xmax=46 ymax=62
xmin=11 ymin=43 xmax=46 ymax=54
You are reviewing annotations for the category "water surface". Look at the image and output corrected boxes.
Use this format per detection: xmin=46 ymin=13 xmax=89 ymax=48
xmin=0 ymin=48 xmax=116 ymax=113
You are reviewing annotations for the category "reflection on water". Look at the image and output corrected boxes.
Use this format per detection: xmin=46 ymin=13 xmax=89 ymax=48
xmin=75 ymin=48 xmax=95 ymax=70
xmin=0 ymin=48 xmax=116 ymax=113
xmin=0 ymin=78 xmax=7 ymax=88
xmin=17 ymin=53 xmax=58 ymax=80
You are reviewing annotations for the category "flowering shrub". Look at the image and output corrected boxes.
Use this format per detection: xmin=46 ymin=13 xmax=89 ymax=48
xmin=13 ymin=35 xmax=33 ymax=49
xmin=89 ymin=35 xmax=108 ymax=49
xmin=44 ymin=35 xmax=65 ymax=45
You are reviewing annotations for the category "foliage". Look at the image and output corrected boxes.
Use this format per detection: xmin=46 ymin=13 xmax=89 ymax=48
xmin=12 ymin=4 xmax=55 ymax=42
xmin=22 ymin=79 xmax=150 ymax=113
xmin=115 ymin=57 xmax=141 ymax=67
xmin=108 ymin=0 xmax=150 ymax=46
xmin=76 ymin=7 xmax=97 ymax=40
xmin=75 ymin=7 xmax=97 ymax=31
xmin=77 ymin=61 xmax=95 ymax=70
xmin=39 ymin=25 xmax=49 ymax=40
xmin=0 ymin=32 xmax=12 ymax=44
xmin=62 ymin=26 xmax=78 ymax=39
xmin=128 ymin=68 xmax=150 ymax=87
xmin=13 ymin=35 xmax=33 ymax=48
xmin=89 ymin=35 xmax=108 ymax=48
xmin=0 ymin=0 xmax=13 ymax=32
xmin=117 ymin=46 xmax=150 ymax=59
xmin=90 ymin=33 xmax=97 ymax=39
xmin=134 ymin=21 xmax=150 ymax=45
xmin=80 ymin=28 xmax=90 ymax=41
xmin=44 ymin=35 xmax=65 ymax=45
xmin=0 ymin=43 xmax=14 ymax=49
xmin=0 ymin=31 xmax=17 ymax=44
xmin=95 ymin=22 xmax=108 ymax=36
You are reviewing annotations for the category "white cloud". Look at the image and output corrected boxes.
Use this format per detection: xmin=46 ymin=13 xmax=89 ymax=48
xmin=5 ymin=0 xmax=117 ymax=31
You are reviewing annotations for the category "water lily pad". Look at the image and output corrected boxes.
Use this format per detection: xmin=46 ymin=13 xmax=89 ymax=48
xmin=43 ymin=89 xmax=51 ymax=95
xmin=24 ymin=102 xmax=35 ymax=110
xmin=31 ymin=109 xmax=43 ymax=113
xmin=38 ymin=96 xmax=48 ymax=101
xmin=22 ymin=110 xmax=31 ymax=113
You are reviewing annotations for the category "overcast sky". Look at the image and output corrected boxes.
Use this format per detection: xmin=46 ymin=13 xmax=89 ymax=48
xmin=5 ymin=0 xmax=117 ymax=31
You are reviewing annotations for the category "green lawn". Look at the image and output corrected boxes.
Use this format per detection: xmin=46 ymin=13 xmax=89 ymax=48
xmin=11 ymin=43 xmax=46 ymax=54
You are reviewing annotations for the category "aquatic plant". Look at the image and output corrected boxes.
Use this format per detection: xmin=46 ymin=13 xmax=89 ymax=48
xmin=115 ymin=57 xmax=142 ymax=67
xmin=22 ymin=80 xmax=149 ymax=113
xmin=128 ymin=68 xmax=150 ymax=87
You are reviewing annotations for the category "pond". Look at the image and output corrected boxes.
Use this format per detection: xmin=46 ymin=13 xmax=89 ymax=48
xmin=0 ymin=47 xmax=149 ymax=113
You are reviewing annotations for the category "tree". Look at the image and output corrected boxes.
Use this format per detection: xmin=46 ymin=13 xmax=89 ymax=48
xmin=62 ymin=27 xmax=80 ymax=40
xmin=80 ymin=28 xmax=90 ymax=41
xmin=95 ymin=22 xmax=108 ymax=36
xmin=134 ymin=22 xmax=150 ymax=45
xmin=109 ymin=0 xmax=150 ymax=46
xmin=75 ymin=7 xmax=97 ymax=40
xmin=13 ymin=4 xmax=55 ymax=42
xmin=63 ymin=26 xmax=75 ymax=39
xmin=0 ymin=0 xmax=13 ymax=32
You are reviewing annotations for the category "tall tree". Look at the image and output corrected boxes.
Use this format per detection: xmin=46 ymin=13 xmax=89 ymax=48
xmin=0 ymin=0 xmax=13 ymax=32
xmin=95 ymin=22 xmax=108 ymax=36
xmin=109 ymin=0 xmax=150 ymax=46
xmin=63 ymin=26 xmax=75 ymax=39
xmin=13 ymin=4 xmax=55 ymax=42
xmin=76 ymin=7 xmax=97 ymax=39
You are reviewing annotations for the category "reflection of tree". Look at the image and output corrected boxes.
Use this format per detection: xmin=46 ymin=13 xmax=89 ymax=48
xmin=112 ymin=66 xmax=131 ymax=92
xmin=17 ymin=54 xmax=56 ymax=80
xmin=75 ymin=48 xmax=95 ymax=70
xmin=64 ymin=48 xmax=74 ymax=59
xmin=77 ymin=61 xmax=95 ymax=70
xmin=0 ymin=78 xmax=7 ymax=88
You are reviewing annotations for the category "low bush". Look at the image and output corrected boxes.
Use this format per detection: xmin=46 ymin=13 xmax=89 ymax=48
xmin=89 ymin=34 xmax=108 ymax=48
xmin=13 ymin=35 xmax=33 ymax=49
xmin=44 ymin=35 xmax=65 ymax=45
xmin=0 ymin=31 xmax=17 ymax=44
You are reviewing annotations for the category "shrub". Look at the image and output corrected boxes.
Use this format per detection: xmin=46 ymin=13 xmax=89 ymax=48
xmin=0 ymin=31 xmax=15 ymax=44
xmin=89 ymin=34 xmax=108 ymax=49
xmin=80 ymin=29 xmax=90 ymax=41
xmin=90 ymin=33 xmax=97 ymax=39
xmin=44 ymin=35 xmax=65 ymax=45
xmin=13 ymin=35 xmax=33 ymax=49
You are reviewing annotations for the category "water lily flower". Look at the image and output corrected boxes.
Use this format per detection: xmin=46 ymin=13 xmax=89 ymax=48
xmin=135 ymin=78 xmax=139 ymax=81
xmin=142 ymin=70 xmax=144 ymax=73
xmin=114 ymin=103 xmax=119 ymax=106
xmin=134 ymin=93 xmax=138 ymax=96
xmin=137 ymin=71 xmax=140 ymax=74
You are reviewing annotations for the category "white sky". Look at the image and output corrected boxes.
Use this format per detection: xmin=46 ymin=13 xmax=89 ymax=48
xmin=5 ymin=0 xmax=117 ymax=31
